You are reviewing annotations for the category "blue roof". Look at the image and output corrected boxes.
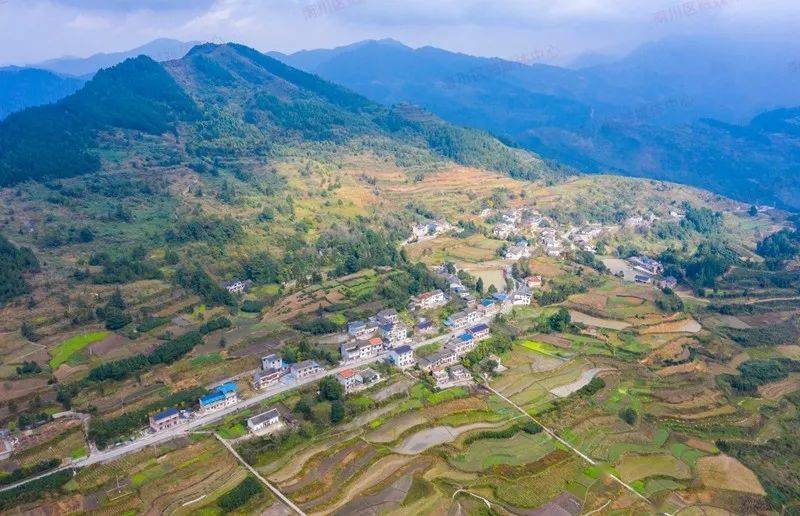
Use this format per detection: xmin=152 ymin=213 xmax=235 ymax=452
xmin=459 ymin=333 xmax=474 ymax=342
xmin=215 ymin=381 xmax=238 ymax=395
xmin=200 ymin=391 xmax=225 ymax=407
xmin=394 ymin=344 xmax=413 ymax=354
xmin=153 ymin=407 xmax=178 ymax=421
xmin=492 ymin=292 xmax=508 ymax=301
xmin=348 ymin=321 xmax=366 ymax=330
xmin=481 ymin=299 xmax=495 ymax=307
xmin=469 ymin=324 xmax=489 ymax=333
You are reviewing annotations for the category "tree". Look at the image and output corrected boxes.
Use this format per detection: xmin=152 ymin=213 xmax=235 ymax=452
xmin=318 ymin=376 xmax=344 ymax=401
xmin=487 ymin=284 xmax=498 ymax=295
xmin=295 ymin=395 xmax=314 ymax=420
xmin=476 ymin=277 xmax=484 ymax=295
xmin=545 ymin=307 xmax=571 ymax=332
xmin=749 ymin=205 xmax=758 ymax=217
xmin=20 ymin=322 xmax=39 ymax=342
xmin=618 ymin=407 xmax=637 ymax=425
xmin=330 ymin=399 xmax=345 ymax=423
xmin=104 ymin=306 xmax=132 ymax=330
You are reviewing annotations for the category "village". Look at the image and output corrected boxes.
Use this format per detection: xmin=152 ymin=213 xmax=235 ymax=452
xmin=135 ymin=260 xmax=535 ymax=445
xmin=31 ymin=208 xmax=684 ymax=455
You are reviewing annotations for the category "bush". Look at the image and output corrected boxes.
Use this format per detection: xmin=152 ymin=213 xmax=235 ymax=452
xmin=199 ymin=316 xmax=232 ymax=335
xmin=217 ymin=476 xmax=263 ymax=511
xmin=136 ymin=316 xmax=171 ymax=332
xmin=330 ymin=399 xmax=345 ymax=423
xmin=618 ymin=407 xmax=637 ymax=425
xmin=577 ymin=377 xmax=605 ymax=397
xmin=241 ymin=299 xmax=267 ymax=313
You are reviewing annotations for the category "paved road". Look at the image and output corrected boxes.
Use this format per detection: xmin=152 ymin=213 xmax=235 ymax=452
xmin=0 ymin=325 xmax=466 ymax=493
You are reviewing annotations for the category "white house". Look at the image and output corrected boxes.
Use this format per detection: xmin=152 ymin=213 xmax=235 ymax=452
xmin=629 ymin=256 xmax=664 ymax=276
xmin=341 ymin=337 xmax=384 ymax=362
xmin=505 ymin=246 xmax=531 ymax=260
xmin=247 ymin=408 xmax=282 ymax=434
xmin=388 ymin=345 xmax=416 ymax=370
xmin=347 ymin=320 xmax=376 ymax=339
xmin=336 ymin=369 xmax=363 ymax=393
xmin=468 ymin=323 xmax=491 ymax=341
xmin=252 ymin=367 xmax=283 ymax=389
xmin=379 ymin=322 xmax=408 ymax=344
xmin=199 ymin=382 xmax=239 ymax=414
xmin=525 ymin=276 xmax=543 ymax=289
xmin=288 ymin=360 xmax=323 ymax=381
xmin=432 ymin=369 xmax=450 ymax=388
xmin=149 ymin=408 xmax=180 ymax=432
xmin=376 ymin=308 xmax=399 ymax=325
xmin=659 ymin=276 xmax=678 ymax=289
xmin=511 ymin=288 xmax=533 ymax=306
xmin=449 ymin=364 xmax=471 ymax=382
xmin=419 ymin=349 xmax=458 ymax=372
xmin=444 ymin=334 xmax=476 ymax=356
xmin=417 ymin=289 xmax=447 ymax=309
xmin=261 ymin=354 xmax=283 ymax=371
xmin=222 ymin=280 xmax=253 ymax=294
xmin=448 ymin=310 xmax=481 ymax=330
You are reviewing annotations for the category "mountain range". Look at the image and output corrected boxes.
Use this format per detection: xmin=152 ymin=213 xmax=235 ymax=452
xmin=0 ymin=38 xmax=198 ymax=121
xmin=2 ymin=36 xmax=800 ymax=209
xmin=274 ymin=38 xmax=800 ymax=210
xmin=0 ymin=42 xmax=555 ymax=188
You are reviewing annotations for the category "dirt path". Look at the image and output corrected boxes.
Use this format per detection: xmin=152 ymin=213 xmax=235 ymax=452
xmin=483 ymin=383 xmax=658 ymax=511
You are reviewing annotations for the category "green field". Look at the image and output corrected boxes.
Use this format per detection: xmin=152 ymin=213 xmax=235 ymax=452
xmin=519 ymin=339 xmax=570 ymax=358
xmin=451 ymin=431 xmax=555 ymax=471
xmin=49 ymin=331 xmax=109 ymax=369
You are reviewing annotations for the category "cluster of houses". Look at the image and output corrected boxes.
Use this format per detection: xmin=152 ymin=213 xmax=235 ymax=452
xmin=149 ymin=381 xmax=242 ymax=433
xmin=409 ymin=220 xmax=453 ymax=242
xmin=341 ymin=308 xmax=411 ymax=365
xmin=419 ymin=322 xmax=490 ymax=373
xmin=504 ymin=239 xmax=532 ymax=260
xmin=624 ymin=255 xmax=677 ymax=288
xmin=431 ymin=364 xmax=472 ymax=389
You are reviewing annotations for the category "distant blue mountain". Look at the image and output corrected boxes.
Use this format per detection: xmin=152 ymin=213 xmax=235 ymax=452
xmin=33 ymin=38 xmax=199 ymax=77
xmin=0 ymin=39 xmax=199 ymax=120
xmin=275 ymin=38 xmax=800 ymax=209
xmin=0 ymin=67 xmax=84 ymax=120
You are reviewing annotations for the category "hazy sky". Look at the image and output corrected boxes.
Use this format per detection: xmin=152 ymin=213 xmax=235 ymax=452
xmin=1 ymin=0 xmax=799 ymax=66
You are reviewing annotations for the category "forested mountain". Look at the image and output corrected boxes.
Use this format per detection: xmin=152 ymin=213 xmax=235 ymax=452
xmin=0 ymin=43 xmax=559 ymax=188
xmin=275 ymin=39 xmax=800 ymax=210
xmin=0 ymin=67 xmax=84 ymax=120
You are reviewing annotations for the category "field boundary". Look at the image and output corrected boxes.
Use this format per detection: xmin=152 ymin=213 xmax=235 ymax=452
xmin=482 ymin=382 xmax=666 ymax=514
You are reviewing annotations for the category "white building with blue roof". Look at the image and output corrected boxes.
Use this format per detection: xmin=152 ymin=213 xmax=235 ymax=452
xmin=199 ymin=381 xmax=239 ymax=414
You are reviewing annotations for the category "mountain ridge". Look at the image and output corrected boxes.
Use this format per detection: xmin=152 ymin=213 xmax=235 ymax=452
xmin=0 ymin=43 xmax=560 ymax=188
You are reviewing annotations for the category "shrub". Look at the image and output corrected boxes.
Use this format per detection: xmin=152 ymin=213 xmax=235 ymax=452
xmin=217 ymin=476 xmax=263 ymax=511
xmin=618 ymin=407 xmax=637 ymax=425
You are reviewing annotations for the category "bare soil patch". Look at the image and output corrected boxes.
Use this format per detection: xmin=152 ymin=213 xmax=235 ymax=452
xmin=758 ymin=374 xmax=800 ymax=400
xmin=697 ymin=455 xmax=766 ymax=496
